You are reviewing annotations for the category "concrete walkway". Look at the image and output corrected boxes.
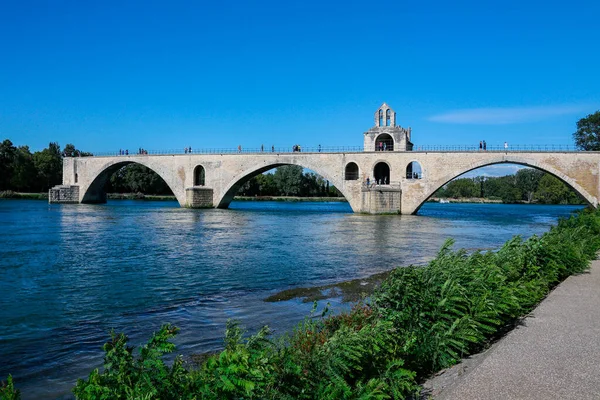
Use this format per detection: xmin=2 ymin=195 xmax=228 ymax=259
xmin=431 ymin=260 xmax=600 ymax=400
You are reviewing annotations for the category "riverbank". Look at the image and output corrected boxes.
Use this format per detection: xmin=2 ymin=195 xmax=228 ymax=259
xmin=0 ymin=192 xmax=348 ymax=203
xmin=106 ymin=193 xmax=176 ymax=201
xmin=0 ymin=191 xmax=177 ymax=201
xmin=429 ymin=197 xmax=503 ymax=204
xmin=0 ymin=191 xmax=48 ymax=200
xmin=234 ymin=195 xmax=347 ymax=202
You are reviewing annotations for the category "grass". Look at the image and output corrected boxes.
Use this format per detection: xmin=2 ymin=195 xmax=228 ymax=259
xmin=0 ymin=191 xmax=48 ymax=200
xmin=106 ymin=193 xmax=177 ymax=201
xmin=234 ymin=196 xmax=347 ymax=202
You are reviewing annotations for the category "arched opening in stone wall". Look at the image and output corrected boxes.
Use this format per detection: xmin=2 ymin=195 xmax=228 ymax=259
xmin=430 ymin=163 xmax=586 ymax=206
xmin=345 ymin=162 xmax=359 ymax=180
xmin=83 ymin=161 xmax=176 ymax=204
xmin=375 ymin=134 xmax=394 ymax=151
xmin=194 ymin=165 xmax=206 ymax=186
xmin=218 ymin=164 xmax=352 ymax=211
xmin=378 ymin=109 xmax=383 ymax=126
xmin=373 ymin=162 xmax=390 ymax=185
xmin=386 ymin=109 xmax=391 ymax=126
xmin=406 ymin=161 xmax=423 ymax=179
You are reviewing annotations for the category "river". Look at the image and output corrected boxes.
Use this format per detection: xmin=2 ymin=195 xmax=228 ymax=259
xmin=0 ymin=199 xmax=584 ymax=399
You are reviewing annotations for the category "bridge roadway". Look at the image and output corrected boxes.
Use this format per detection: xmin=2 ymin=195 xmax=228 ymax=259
xmin=54 ymin=150 xmax=600 ymax=214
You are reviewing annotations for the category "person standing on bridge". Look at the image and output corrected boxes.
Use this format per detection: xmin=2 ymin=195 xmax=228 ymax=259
xmin=238 ymin=145 xmax=242 ymax=153
xmin=261 ymin=144 xmax=264 ymax=152
xmin=272 ymin=145 xmax=274 ymax=152
xmin=479 ymin=141 xmax=482 ymax=151
xmin=483 ymin=140 xmax=487 ymax=151
xmin=318 ymin=144 xmax=321 ymax=152
xmin=504 ymin=141 xmax=508 ymax=150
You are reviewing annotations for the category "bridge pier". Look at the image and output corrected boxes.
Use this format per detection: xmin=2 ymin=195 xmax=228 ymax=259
xmin=186 ymin=187 xmax=214 ymax=208
xmin=49 ymin=185 xmax=80 ymax=204
xmin=360 ymin=185 xmax=402 ymax=214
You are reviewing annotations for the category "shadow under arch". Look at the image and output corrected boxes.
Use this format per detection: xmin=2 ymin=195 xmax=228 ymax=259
xmin=81 ymin=160 xmax=184 ymax=205
xmin=216 ymin=162 xmax=356 ymax=210
xmin=412 ymin=158 xmax=595 ymax=214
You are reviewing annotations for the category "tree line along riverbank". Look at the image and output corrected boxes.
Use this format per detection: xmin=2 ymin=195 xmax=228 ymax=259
xmin=3 ymin=207 xmax=600 ymax=399
xmin=433 ymin=168 xmax=585 ymax=205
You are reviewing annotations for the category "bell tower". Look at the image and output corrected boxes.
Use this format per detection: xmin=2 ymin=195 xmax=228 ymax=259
xmin=364 ymin=103 xmax=413 ymax=151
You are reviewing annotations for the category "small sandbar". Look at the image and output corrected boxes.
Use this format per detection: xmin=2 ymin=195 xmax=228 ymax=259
xmin=264 ymin=270 xmax=392 ymax=303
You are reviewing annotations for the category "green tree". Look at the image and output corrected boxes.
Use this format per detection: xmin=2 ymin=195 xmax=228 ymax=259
xmin=0 ymin=139 xmax=17 ymax=190
xmin=515 ymin=168 xmax=544 ymax=203
xmin=444 ymin=178 xmax=478 ymax=198
xmin=107 ymin=164 xmax=171 ymax=195
xmin=256 ymin=173 xmax=277 ymax=196
xmin=33 ymin=142 xmax=62 ymax=191
xmin=274 ymin=165 xmax=303 ymax=196
xmin=62 ymin=143 xmax=93 ymax=157
xmin=534 ymin=174 xmax=582 ymax=204
xmin=11 ymin=146 xmax=37 ymax=192
xmin=573 ymin=111 xmax=600 ymax=151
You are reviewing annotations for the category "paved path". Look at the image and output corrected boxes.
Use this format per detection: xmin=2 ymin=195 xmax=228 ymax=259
xmin=434 ymin=260 xmax=600 ymax=400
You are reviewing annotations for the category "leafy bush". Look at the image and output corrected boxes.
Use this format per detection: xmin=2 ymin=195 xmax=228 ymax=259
xmin=0 ymin=375 xmax=20 ymax=400
xmin=73 ymin=324 xmax=188 ymax=399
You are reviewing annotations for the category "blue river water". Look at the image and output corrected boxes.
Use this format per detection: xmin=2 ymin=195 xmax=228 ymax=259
xmin=0 ymin=199 xmax=584 ymax=398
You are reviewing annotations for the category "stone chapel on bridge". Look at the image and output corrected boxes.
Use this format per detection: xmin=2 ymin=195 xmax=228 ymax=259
xmin=363 ymin=103 xmax=413 ymax=152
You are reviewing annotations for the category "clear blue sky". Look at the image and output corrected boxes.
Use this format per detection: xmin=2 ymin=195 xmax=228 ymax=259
xmin=2 ymin=0 xmax=599 ymax=156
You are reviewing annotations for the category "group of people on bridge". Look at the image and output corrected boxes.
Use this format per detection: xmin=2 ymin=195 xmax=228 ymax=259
xmin=479 ymin=141 xmax=509 ymax=151
xmin=118 ymin=148 xmax=149 ymax=155
xmin=365 ymin=176 xmax=388 ymax=187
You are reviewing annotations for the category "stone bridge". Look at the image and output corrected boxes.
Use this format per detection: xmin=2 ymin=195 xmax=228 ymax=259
xmin=48 ymin=103 xmax=600 ymax=214
xmin=51 ymin=150 xmax=600 ymax=215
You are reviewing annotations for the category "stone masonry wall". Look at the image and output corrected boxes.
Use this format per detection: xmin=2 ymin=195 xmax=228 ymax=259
xmin=49 ymin=185 xmax=80 ymax=204
xmin=361 ymin=186 xmax=402 ymax=214
xmin=186 ymin=187 xmax=214 ymax=208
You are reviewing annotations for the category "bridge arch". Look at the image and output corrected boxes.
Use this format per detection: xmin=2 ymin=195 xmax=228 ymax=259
xmin=80 ymin=159 xmax=186 ymax=206
xmin=216 ymin=160 xmax=359 ymax=211
xmin=410 ymin=155 xmax=596 ymax=214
